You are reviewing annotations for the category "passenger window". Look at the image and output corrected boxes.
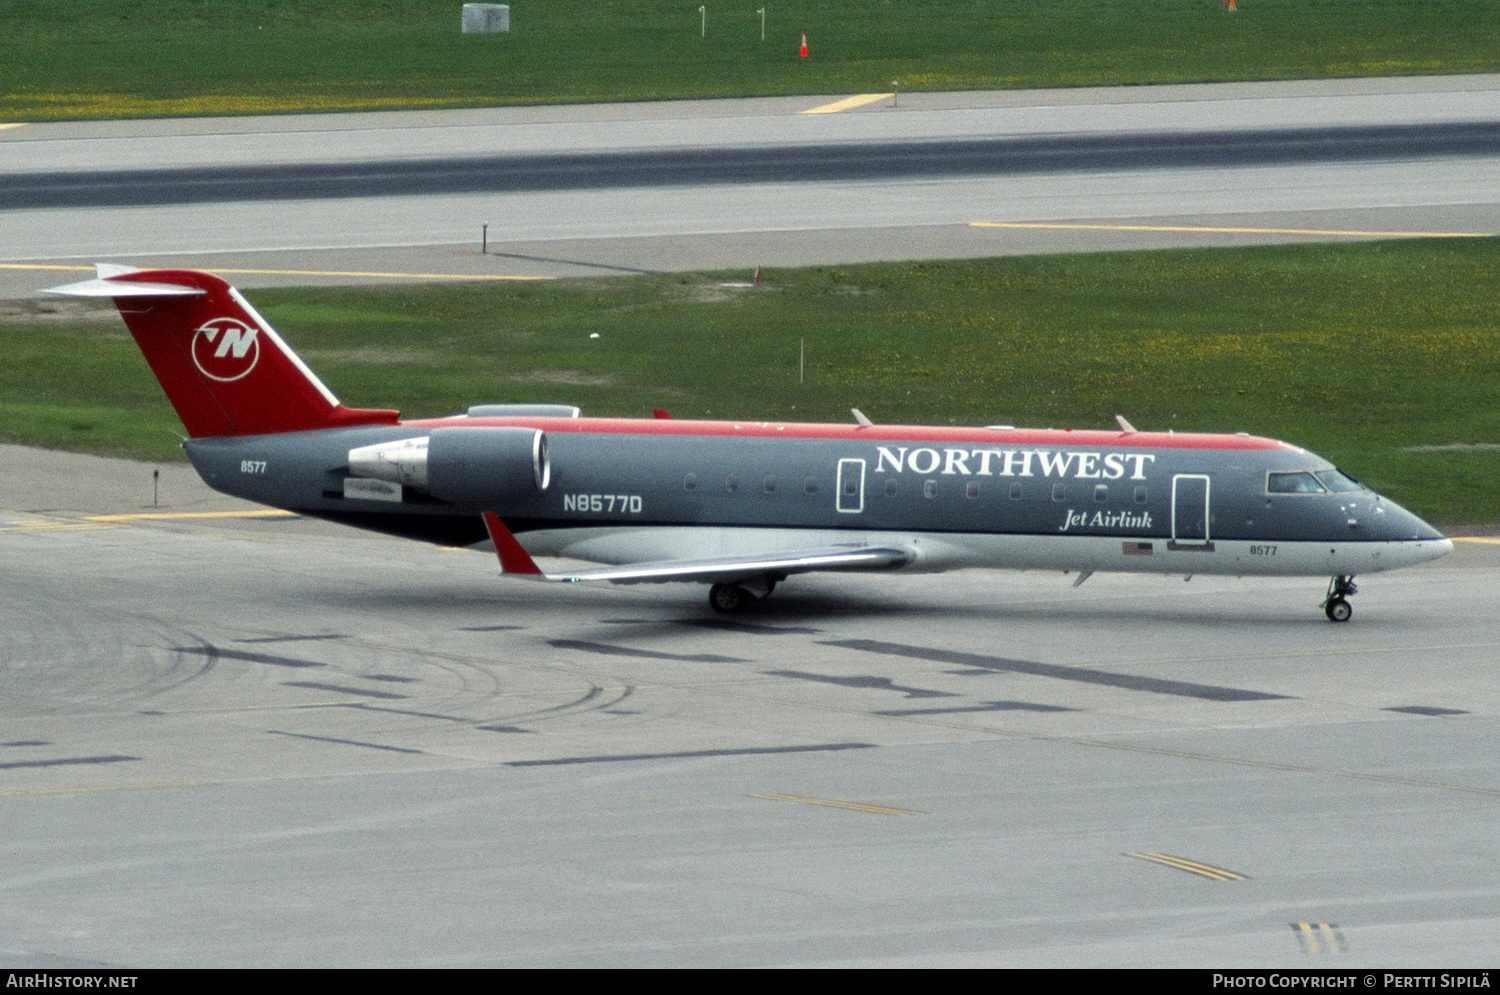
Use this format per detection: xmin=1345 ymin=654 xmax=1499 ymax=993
xmin=1051 ymin=483 xmax=1066 ymax=502
xmin=683 ymin=473 xmax=697 ymax=491
xmin=966 ymin=482 xmax=980 ymax=500
xmin=726 ymin=474 xmax=739 ymax=493
xmin=803 ymin=477 xmax=818 ymax=494
xmin=883 ymin=478 xmax=898 ymax=497
xmin=1093 ymin=484 xmax=1108 ymax=504
xmin=1133 ymin=485 xmax=1148 ymax=505
xmin=763 ymin=474 xmax=777 ymax=493
xmin=1267 ymin=471 xmax=1326 ymax=494
xmin=923 ymin=480 xmax=937 ymax=499
xmin=1009 ymin=482 xmax=1023 ymax=501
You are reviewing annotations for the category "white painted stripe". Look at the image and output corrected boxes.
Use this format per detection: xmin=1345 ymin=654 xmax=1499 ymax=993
xmin=231 ymin=285 xmax=344 ymax=408
xmin=516 ymin=526 xmax=1452 ymax=581
xmin=88 ymin=510 xmax=296 ymax=521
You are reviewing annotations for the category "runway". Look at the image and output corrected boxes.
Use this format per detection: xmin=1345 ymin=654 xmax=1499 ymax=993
xmin=1 ymin=445 xmax=1497 ymax=968
xmin=3 ymin=78 xmax=1500 ymax=967
xmin=3 ymin=74 xmax=1500 ymax=296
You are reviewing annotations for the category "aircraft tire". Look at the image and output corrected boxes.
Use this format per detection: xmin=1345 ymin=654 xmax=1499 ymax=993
xmin=1324 ymin=597 xmax=1353 ymax=622
xmin=709 ymin=583 xmax=750 ymax=614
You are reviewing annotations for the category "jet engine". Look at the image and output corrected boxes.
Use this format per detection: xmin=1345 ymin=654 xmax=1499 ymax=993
xmin=347 ymin=426 xmax=551 ymax=504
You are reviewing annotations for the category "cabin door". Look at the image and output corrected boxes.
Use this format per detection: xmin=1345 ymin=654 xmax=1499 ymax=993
xmin=836 ymin=458 xmax=866 ymax=513
xmin=1170 ymin=474 xmax=1213 ymax=550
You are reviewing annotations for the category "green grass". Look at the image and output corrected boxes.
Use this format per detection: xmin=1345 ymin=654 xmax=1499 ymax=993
xmin=2 ymin=0 xmax=1498 ymax=120
xmin=5 ymin=240 xmax=1498 ymax=524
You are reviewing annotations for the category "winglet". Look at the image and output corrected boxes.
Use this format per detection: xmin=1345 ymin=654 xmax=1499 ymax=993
xmin=481 ymin=512 xmax=545 ymax=576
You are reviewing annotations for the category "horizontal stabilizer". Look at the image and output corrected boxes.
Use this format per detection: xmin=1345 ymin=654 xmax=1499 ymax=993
xmin=481 ymin=513 xmax=910 ymax=586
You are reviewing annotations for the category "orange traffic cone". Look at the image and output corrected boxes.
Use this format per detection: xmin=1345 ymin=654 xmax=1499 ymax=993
xmin=800 ymin=33 xmax=807 ymax=57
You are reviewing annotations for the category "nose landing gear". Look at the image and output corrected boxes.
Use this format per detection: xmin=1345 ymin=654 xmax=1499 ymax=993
xmin=1323 ymin=575 xmax=1358 ymax=622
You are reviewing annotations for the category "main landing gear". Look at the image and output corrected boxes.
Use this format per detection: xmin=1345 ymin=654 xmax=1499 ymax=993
xmin=708 ymin=577 xmax=778 ymax=614
xmin=1323 ymin=575 xmax=1358 ymax=622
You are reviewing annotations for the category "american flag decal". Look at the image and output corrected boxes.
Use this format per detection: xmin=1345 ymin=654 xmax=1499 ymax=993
xmin=1123 ymin=541 xmax=1154 ymax=556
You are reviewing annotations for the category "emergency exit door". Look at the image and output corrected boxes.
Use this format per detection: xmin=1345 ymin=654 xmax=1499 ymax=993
xmin=1170 ymin=474 xmax=1213 ymax=550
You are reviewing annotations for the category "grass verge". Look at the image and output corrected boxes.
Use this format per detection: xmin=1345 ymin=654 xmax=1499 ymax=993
xmin=2 ymin=0 xmax=1499 ymax=120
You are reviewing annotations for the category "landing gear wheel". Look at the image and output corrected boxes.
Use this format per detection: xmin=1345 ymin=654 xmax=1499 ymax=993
xmin=1322 ymin=575 xmax=1358 ymax=623
xmin=709 ymin=583 xmax=750 ymax=614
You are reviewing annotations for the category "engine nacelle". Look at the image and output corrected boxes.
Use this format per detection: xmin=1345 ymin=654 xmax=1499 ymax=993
xmin=428 ymin=426 xmax=551 ymax=502
xmin=348 ymin=426 xmax=550 ymax=504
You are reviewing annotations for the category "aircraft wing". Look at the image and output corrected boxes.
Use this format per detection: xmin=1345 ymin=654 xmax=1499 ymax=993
xmin=481 ymin=512 xmax=911 ymax=585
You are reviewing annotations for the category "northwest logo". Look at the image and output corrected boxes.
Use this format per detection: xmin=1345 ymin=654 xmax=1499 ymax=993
xmin=874 ymin=446 xmax=1156 ymax=481
xmin=191 ymin=317 xmax=260 ymax=382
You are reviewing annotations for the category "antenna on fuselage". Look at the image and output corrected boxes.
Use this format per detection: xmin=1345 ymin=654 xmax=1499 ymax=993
xmin=851 ymin=408 xmax=873 ymax=427
xmin=1115 ymin=414 xmax=1138 ymax=433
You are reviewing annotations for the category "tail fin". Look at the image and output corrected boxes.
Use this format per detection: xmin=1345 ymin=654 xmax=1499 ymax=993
xmin=45 ymin=265 xmax=399 ymax=438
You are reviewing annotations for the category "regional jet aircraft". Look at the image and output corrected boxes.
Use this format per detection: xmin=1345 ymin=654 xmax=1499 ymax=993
xmin=47 ymin=266 xmax=1452 ymax=620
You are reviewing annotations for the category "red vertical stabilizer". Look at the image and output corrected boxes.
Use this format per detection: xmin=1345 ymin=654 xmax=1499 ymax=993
xmin=47 ymin=267 xmax=399 ymax=438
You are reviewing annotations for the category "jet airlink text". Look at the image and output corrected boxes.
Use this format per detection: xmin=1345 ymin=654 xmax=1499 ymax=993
xmin=874 ymin=447 xmax=1157 ymax=480
xmin=1060 ymin=509 xmax=1153 ymax=532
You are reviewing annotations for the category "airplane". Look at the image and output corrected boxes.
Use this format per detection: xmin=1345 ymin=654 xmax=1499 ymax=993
xmin=46 ymin=265 xmax=1452 ymax=621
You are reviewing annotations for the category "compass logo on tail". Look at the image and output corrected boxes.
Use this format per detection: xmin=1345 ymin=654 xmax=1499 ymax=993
xmin=191 ymin=317 xmax=260 ymax=382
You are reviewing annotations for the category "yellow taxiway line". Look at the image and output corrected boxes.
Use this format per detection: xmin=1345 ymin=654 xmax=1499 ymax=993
xmin=1128 ymin=851 xmax=1246 ymax=881
xmin=802 ymin=93 xmax=892 ymax=114
xmin=971 ymin=221 xmax=1493 ymax=239
xmin=0 ymin=521 xmax=115 ymax=532
xmin=755 ymin=792 xmax=919 ymax=815
xmin=88 ymin=510 xmax=298 ymax=521
xmin=0 ymin=263 xmax=93 ymax=272
xmin=207 ymin=267 xmax=550 ymax=282
xmin=0 ymin=263 xmax=551 ymax=282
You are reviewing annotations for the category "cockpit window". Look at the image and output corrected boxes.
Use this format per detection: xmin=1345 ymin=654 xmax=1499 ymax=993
xmin=1315 ymin=469 xmax=1364 ymax=493
xmin=1267 ymin=471 xmax=1326 ymax=494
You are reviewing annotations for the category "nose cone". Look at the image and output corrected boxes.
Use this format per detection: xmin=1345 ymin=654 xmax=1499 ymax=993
xmin=1366 ymin=493 xmax=1452 ymax=566
xmin=1371 ymin=495 xmax=1447 ymax=541
xmin=1392 ymin=533 xmax=1453 ymax=570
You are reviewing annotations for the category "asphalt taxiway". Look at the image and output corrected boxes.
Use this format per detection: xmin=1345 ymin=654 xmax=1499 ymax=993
xmin=0 ymin=444 xmax=1496 ymax=967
